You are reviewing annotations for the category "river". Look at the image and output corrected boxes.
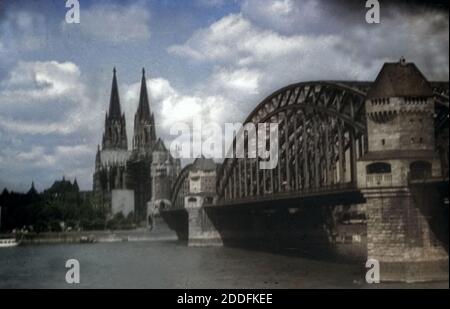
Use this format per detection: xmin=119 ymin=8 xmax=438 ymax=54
xmin=0 ymin=241 xmax=447 ymax=289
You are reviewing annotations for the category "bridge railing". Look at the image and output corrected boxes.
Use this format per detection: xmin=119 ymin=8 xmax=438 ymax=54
xmin=366 ymin=173 xmax=393 ymax=187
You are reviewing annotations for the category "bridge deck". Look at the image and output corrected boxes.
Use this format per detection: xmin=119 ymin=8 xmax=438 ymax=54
xmin=211 ymin=183 xmax=365 ymax=210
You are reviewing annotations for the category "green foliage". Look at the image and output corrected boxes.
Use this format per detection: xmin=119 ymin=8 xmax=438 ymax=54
xmin=1 ymin=189 xmax=108 ymax=233
xmin=106 ymin=211 xmax=136 ymax=230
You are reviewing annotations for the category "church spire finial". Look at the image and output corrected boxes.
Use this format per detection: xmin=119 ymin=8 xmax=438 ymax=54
xmin=108 ymin=67 xmax=122 ymax=119
xmin=136 ymin=68 xmax=151 ymax=121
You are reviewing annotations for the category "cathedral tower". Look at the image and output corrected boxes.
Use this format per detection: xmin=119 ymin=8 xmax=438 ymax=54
xmin=102 ymin=68 xmax=128 ymax=150
xmin=93 ymin=67 xmax=180 ymax=225
xmin=94 ymin=68 xmax=131 ymax=214
xmin=127 ymin=68 xmax=156 ymax=222
xmin=133 ymin=68 xmax=156 ymax=154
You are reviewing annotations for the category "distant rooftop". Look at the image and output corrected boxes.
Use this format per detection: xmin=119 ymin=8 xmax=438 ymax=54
xmin=367 ymin=57 xmax=434 ymax=99
xmin=192 ymin=157 xmax=217 ymax=172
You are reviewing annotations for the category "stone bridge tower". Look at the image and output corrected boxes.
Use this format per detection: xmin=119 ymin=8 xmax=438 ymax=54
xmin=185 ymin=157 xmax=222 ymax=247
xmin=357 ymin=58 xmax=448 ymax=282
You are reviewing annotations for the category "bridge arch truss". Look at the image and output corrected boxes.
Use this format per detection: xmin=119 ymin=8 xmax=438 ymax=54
xmin=168 ymin=81 xmax=448 ymax=208
xmin=216 ymin=81 xmax=373 ymax=203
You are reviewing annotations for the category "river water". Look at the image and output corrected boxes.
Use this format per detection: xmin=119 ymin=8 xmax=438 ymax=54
xmin=0 ymin=241 xmax=447 ymax=289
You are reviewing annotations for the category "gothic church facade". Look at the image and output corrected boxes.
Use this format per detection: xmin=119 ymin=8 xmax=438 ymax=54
xmin=93 ymin=68 xmax=180 ymax=222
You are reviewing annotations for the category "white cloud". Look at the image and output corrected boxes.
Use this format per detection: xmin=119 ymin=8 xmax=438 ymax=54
xmin=168 ymin=13 xmax=366 ymax=102
xmin=169 ymin=3 xmax=448 ymax=101
xmin=241 ymin=0 xmax=321 ymax=34
xmin=0 ymin=60 xmax=101 ymax=136
xmin=15 ymin=146 xmax=56 ymax=168
xmin=210 ymin=67 xmax=261 ymax=95
xmin=123 ymin=77 xmax=230 ymax=136
xmin=166 ymin=2 xmax=448 ymax=165
xmin=0 ymin=10 xmax=47 ymax=55
xmin=168 ymin=13 xmax=339 ymax=67
xmin=63 ymin=3 xmax=151 ymax=43
xmin=0 ymin=118 xmax=75 ymax=135
xmin=0 ymin=143 xmax=93 ymax=191
xmin=0 ymin=60 xmax=102 ymax=190
xmin=240 ymin=0 xmax=449 ymax=79
xmin=120 ymin=74 xmax=246 ymax=165
xmin=1 ymin=61 xmax=80 ymax=98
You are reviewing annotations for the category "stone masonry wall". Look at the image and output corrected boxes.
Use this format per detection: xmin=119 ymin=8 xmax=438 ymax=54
xmin=366 ymin=188 xmax=448 ymax=282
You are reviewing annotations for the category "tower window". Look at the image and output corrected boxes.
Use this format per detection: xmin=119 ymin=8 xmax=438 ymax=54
xmin=410 ymin=161 xmax=432 ymax=180
xmin=367 ymin=162 xmax=391 ymax=174
xmin=381 ymin=139 xmax=386 ymax=146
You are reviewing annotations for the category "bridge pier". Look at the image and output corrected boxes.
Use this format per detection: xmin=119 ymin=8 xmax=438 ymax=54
xmin=362 ymin=186 xmax=448 ymax=282
xmin=186 ymin=199 xmax=223 ymax=247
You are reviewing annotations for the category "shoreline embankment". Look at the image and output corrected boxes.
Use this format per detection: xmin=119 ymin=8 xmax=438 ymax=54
xmin=1 ymin=229 xmax=178 ymax=245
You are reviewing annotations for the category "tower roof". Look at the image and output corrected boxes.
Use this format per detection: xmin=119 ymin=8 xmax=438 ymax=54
xmin=153 ymin=138 xmax=167 ymax=152
xmin=73 ymin=178 xmax=79 ymax=191
xmin=96 ymin=144 xmax=101 ymax=156
xmin=27 ymin=181 xmax=38 ymax=195
xmin=192 ymin=156 xmax=217 ymax=172
xmin=367 ymin=58 xmax=433 ymax=100
xmin=108 ymin=67 xmax=122 ymax=119
xmin=136 ymin=68 xmax=151 ymax=121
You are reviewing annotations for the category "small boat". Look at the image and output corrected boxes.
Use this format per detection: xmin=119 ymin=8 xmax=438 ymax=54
xmin=0 ymin=238 xmax=19 ymax=248
xmin=80 ymin=235 xmax=96 ymax=244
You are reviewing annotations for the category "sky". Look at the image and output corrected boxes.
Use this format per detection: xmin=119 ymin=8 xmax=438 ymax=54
xmin=0 ymin=0 xmax=448 ymax=192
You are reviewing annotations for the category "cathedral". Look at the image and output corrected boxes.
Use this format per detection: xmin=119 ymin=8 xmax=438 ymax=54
xmin=93 ymin=68 xmax=180 ymax=223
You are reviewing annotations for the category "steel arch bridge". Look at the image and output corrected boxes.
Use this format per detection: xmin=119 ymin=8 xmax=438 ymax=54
xmin=215 ymin=81 xmax=449 ymax=206
xmin=216 ymin=81 xmax=370 ymax=206
xmin=169 ymin=81 xmax=449 ymax=209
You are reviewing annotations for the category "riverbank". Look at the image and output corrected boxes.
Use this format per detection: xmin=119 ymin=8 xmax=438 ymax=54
xmin=1 ymin=228 xmax=178 ymax=245
xmin=1 ymin=215 xmax=179 ymax=245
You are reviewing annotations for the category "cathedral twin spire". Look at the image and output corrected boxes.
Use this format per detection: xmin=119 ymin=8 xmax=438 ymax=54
xmin=134 ymin=68 xmax=156 ymax=152
xmin=102 ymin=67 xmax=127 ymax=150
xmin=108 ymin=67 xmax=122 ymax=120
xmin=101 ymin=67 xmax=156 ymax=152
xmin=136 ymin=68 xmax=151 ymax=122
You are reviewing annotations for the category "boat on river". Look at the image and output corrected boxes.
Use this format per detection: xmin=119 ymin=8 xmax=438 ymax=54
xmin=0 ymin=238 xmax=19 ymax=248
